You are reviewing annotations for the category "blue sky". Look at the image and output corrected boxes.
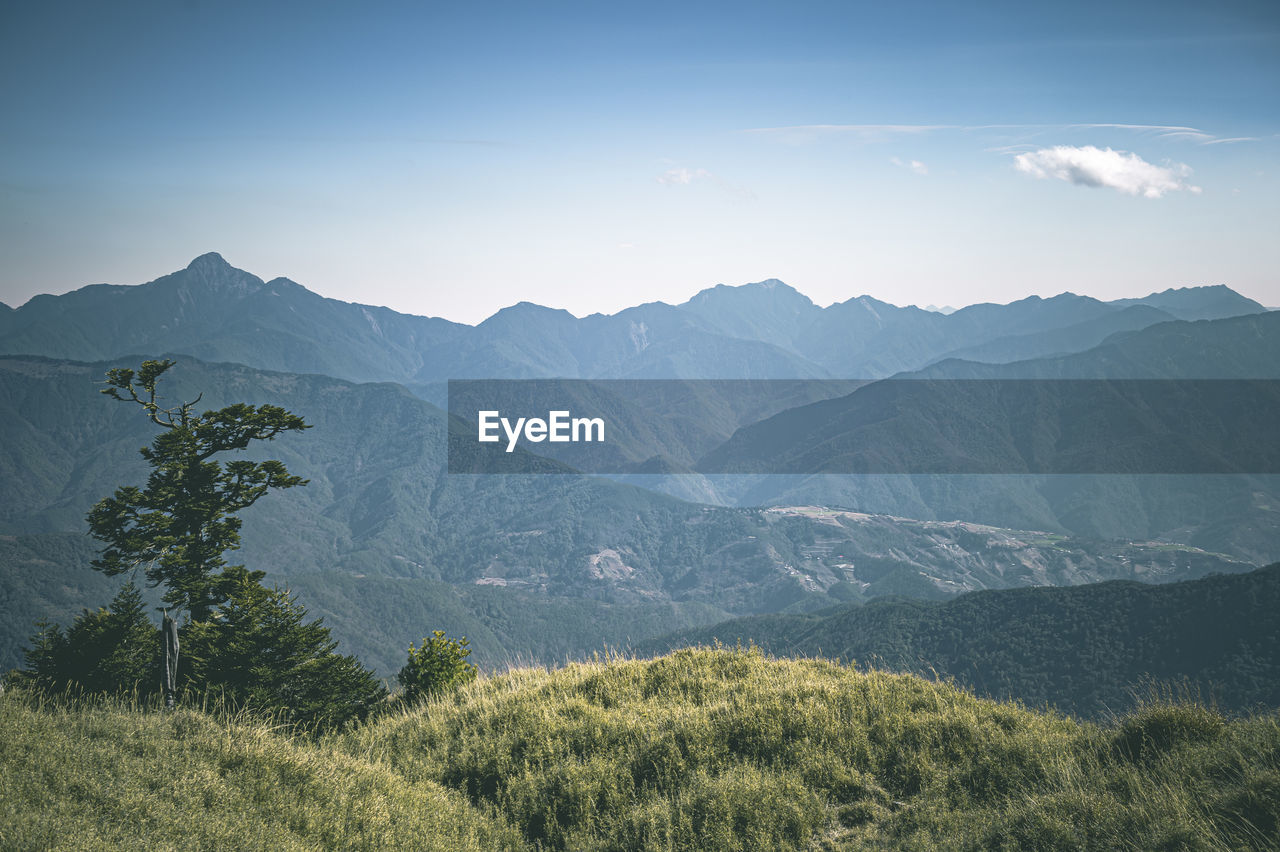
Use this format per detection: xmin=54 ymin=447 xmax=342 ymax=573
xmin=2 ymin=0 xmax=1277 ymax=321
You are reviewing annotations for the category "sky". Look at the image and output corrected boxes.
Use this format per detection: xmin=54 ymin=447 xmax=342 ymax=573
xmin=2 ymin=0 xmax=1278 ymax=323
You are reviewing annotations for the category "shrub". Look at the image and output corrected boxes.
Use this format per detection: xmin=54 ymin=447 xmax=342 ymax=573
xmin=398 ymin=631 xmax=478 ymax=704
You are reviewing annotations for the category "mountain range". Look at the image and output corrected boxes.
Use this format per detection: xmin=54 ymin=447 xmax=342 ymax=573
xmin=694 ymin=311 xmax=1280 ymax=561
xmin=0 ymin=254 xmax=1274 ymax=675
xmin=1 ymin=253 xmax=1265 ymax=388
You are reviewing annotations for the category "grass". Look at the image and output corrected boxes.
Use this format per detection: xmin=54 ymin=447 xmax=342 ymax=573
xmin=4 ymin=647 xmax=1279 ymax=850
xmin=0 ymin=691 xmax=520 ymax=851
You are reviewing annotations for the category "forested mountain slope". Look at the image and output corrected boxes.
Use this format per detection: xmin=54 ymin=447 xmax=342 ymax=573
xmin=643 ymin=564 xmax=1280 ymax=718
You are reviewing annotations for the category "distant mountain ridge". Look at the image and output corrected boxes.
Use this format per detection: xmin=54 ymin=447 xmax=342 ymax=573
xmin=1110 ymin=284 xmax=1266 ymax=320
xmin=932 ymin=304 xmax=1176 ymax=364
xmin=642 ymin=563 xmax=1280 ymax=718
xmin=911 ymin=310 xmax=1280 ymax=380
xmin=0 ymin=253 xmax=468 ymax=384
xmin=688 ymin=311 xmax=1280 ymax=561
xmin=699 ymin=311 xmax=1280 ymax=477
xmin=1 ymin=253 xmax=1267 ymax=384
xmin=4 ymin=254 xmax=1275 ymax=562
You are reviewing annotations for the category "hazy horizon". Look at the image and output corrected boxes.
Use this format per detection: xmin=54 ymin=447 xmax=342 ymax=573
xmin=5 ymin=250 xmax=1272 ymax=325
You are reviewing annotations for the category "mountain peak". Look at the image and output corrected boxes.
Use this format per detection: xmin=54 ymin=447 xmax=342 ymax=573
xmin=186 ymin=252 xmax=231 ymax=273
xmin=510 ymin=300 xmax=575 ymax=316
xmin=171 ymin=252 xmax=264 ymax=296
xmin=830 ymin=294 xmax=902 ymax=312
xmin=691 ymin=277 xmax=808 ymax=307
xmin=479 ymin=300 xmax=578 ymax=328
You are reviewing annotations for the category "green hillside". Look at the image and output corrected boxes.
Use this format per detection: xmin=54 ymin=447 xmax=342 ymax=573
xmin=4 ymin=648 xmax=1278 ymax=850
xmin=642 ymin=565 xmax=1280 ymax=718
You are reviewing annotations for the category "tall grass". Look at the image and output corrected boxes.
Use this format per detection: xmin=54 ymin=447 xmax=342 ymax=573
xmin=4 ymin=647 xmax=1278 ymax=850
xmin=0 ymin=689 xmax=519 ymax=851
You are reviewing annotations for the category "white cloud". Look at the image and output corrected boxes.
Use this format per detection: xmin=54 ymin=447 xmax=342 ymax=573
xmin=1013 ymin=145 xmax=1200 ymax=198
xmin=890 ymin=156 xmax=929 ymax=175
xmin=656 ymin=167 xmax=711 ymax=185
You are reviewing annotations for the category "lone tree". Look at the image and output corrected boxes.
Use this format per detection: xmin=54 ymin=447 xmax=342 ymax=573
xmin=25 ymin=358 xmax=389 ymax=727
xmin=86 ymin=359 xmax=309 ymax=621
xmin=398 ymin=630 xmax=478 ymax=704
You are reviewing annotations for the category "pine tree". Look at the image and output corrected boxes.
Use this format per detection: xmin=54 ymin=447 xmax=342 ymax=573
xmin=18 ymin=582 xmax=157 ymax=695
xmin=85 ymin=359 xmax=309 ymax=620
xmin=16 ymin=359 xmax=389 ymax=728
xmin=182 ymin=566 xmax=386 ymax=729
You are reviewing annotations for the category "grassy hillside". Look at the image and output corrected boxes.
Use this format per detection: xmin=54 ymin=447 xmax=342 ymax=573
xmin=5 ymin=648 xmax=1278 ymax=850
xmin=0 ymin=693 xmax=520 ymax=851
